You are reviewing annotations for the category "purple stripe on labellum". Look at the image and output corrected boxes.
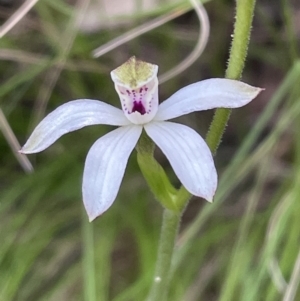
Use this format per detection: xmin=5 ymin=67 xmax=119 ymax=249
xmin=122 ymin=86 xmax=150 ymax=115
xmin=132 ymin=101 xmax=146 ymax=114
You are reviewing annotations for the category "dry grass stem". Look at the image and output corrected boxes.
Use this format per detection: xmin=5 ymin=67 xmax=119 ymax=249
xmin=0 ymin=108 xmax=33 ymax=173
xmin=158 ymin=0 xmax=210 ymax=83
xmin=0 ymin=0 xmax=40 ymax=38
xmin=92 ymin=0 xmax=209 ymax=84
xmin=30 ymin=0 xmax=91 ymax=130
xmin=92 ymin=2 xmax=190 ymax=57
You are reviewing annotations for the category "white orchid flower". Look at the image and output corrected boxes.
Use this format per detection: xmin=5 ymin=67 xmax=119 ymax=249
xmin=20 ymin=56 xmax=262 ymax=221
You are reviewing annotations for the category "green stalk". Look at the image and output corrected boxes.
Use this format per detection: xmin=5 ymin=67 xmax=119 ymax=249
xmin=146 ymin=210 xmax=181 ymax=301
xmin=82 ymin=210 xmax=96 ymax=301
xmin=146 ymin=0 xmax=258 ymax=300
xmin=206 ymin=0 xmax=257 ymax=153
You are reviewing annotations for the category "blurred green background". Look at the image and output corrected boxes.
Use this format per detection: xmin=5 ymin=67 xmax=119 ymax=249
xmin=1 ymin=0 xmax=300 ymax=300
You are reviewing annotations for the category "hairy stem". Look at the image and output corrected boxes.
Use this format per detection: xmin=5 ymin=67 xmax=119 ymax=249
xmin=146 ymin=210 xmax=181 ymax=301
xmin=206 ymin=0 xmax=257 ymax=153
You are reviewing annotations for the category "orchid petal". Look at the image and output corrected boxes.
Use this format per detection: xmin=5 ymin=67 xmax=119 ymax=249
xmin=20 ymin=99 xmax=130 ymax=153
xmin=155 ymin=78 xmax=262 ymax=121
xmin=144 ymin=121 xmax=217 ymax=201
xmin=83 ymin=125 xmax=142 ymax=221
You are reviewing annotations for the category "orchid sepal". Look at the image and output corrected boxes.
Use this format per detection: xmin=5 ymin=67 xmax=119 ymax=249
xmin=83 ymin=125 xmax=142 ymax=221
xmin=154 ymin=78 xmax=263 ymax=121
xmin=20 ymin=99 xmax=130 ymax=154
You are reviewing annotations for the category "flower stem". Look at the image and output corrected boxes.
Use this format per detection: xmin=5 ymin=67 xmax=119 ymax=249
xmin=225 ymin=0 xmax=257 ymax=80
xmin=146 ymin=209 xmax=181 ymax=301
xmin=206 ymin=0 xmax=257 ymax=153
xmin=146 ymin=0 xmax=258 ymax=300
xmin=82 ymin=209 xmax=96 ymax=301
